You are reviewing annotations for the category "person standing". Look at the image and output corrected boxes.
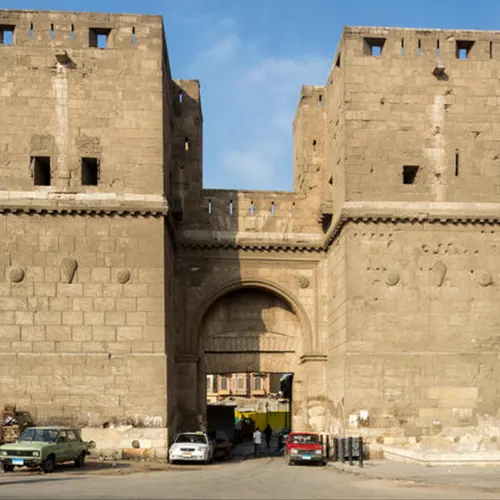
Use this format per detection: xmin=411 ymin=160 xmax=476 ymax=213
xmin=253 ymin=427 xmax=262 ymax=457
xmin=264 ymin=424 xmax=273 ymax=449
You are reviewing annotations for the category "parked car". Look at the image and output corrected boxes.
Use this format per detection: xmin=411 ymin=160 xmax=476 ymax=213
xmin=168 ymin=431 xmax=214 ymax=464
xmin=0 ymin=426 xmax=95 ymax=473
xmin=284 ymin=432 xmax=325 ymax=466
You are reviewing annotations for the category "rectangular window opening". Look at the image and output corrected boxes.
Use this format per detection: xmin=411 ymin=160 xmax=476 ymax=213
xmin=403 ymin=165 xmax=419 ymax=185
xmin=364 ymin=37 xmax=385 ymax=56
xmin=0 ymin=25 xmax=15 ymax=45
xmin=81 ymin=157 xmax=100 ymax=186
xmin=89 ymin=27 xmax=111 ymax=48
xmin=132 ymin=26 xmax=136 ymax=44
xmin=400 ymin=38 xmax=405 ymax=56
xmin=208 ymin=199 xmax=212 ymax=215
xmin=184 ymin=137 xmax=190 ymax=152
xmin=271 ymin=201 xmax=275 ymax=216
xmin=318 ymin=94 xmax=323 ymax=110
xmin=71 ymin=24 xmax=75 ymax=41
xmin=417 ymin=39 xmax=422 ymax=56
xmin=30 ymin=23 xmax=34 ymax=39
xmin=229 ymin=200 xmax=233 ymax=216
xmin=32 ymin=156 xmax=51 ymax=186
xmin=456 ymin=40 xmax=474 ymax=59
xmin=179 ymin=90 xmax=183 ymax=104
xmin=335 ymin=53 xmax=341 ymax=67
xmin=50 ymin=23 xmax=54 ymax=40
xmin=455 ymin=151 xmax=460 ymax=176
xmin=249 ymin=200 xmax=255 ymax=215
xmin=436 ymin=39 xmax=440 ymax=58
xmin=490 ymin=41 xmax=493 ymax=59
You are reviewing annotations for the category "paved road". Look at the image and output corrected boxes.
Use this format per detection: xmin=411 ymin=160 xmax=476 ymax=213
xmin=0 ymin=457 xmax=498 ymax=499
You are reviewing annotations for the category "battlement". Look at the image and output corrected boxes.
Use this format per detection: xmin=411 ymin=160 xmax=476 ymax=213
xmin=0 ymin=10 xmax=162 ymax=50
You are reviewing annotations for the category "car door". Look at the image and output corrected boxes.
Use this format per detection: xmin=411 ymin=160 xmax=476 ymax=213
xmin=66 ymin=430 xmax=81 ymax=460
xmin=55 ymin=430 xmax=71 ymax=463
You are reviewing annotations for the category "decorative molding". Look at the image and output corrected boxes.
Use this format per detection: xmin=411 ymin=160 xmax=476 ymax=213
xmin=61 ymin=257 xmax=78 ymax=284
xmin=431 ymin=261 xmax=447 ymax=287
xmin=0 ymin=192 xmax=169 ymax=218
xmin=9 ymin=267 xmax=25 ymax=283
xmin=297 ymin=275 xmax=310 ymax=289
xmin=117 ymin=269 xmax=131 ymax=284
xmin=478 ymin=271 xmax=493 ymax=287
xmin=384 ymin=271 xmax=400 ymax=286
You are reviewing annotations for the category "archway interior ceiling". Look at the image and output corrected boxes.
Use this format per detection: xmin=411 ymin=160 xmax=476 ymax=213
xmin=201 ymin=288 xmax=300 ymax=353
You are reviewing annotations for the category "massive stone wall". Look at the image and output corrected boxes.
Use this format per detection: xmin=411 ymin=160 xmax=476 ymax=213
xmin=0 ymin=213 xmax=168 ymax=427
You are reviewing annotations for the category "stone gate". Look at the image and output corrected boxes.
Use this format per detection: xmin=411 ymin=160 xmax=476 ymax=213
xmin=1 ymin=10 xmax=500 ymax=455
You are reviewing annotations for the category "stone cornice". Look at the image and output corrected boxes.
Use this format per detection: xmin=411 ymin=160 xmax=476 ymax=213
xmin=300 ymin=354 xmax=328 ymax=364
xmin=0 ymin=192 xmax=169 ymax=217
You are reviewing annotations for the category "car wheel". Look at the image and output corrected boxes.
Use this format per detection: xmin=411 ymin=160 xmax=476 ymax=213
xmin=42 ymin=455 xmax=56 ymax=474
xmin=74 ymin=452 xmax=86 ymax=468
xmin=1 ymin=463 xmax=14 ymax=473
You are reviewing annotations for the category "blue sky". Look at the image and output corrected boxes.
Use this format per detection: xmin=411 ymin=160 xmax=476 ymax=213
xmin=3 ymin=1 xmax=500 ymax=191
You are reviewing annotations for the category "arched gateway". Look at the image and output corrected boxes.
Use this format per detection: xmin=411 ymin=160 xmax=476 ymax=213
xmin=173 ymin=279 xmax=327 ymax=434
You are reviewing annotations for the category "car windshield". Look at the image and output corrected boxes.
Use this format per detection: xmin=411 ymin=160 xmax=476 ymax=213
xmin=18 ymin=429 xmax=59 ymax=443
xmin=175 ymin=433 xmax=207 ymax=444
xmin=291 ymin=434 xmax=320 ymax=444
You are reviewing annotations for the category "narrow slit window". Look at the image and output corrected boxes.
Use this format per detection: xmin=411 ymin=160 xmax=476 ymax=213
xmin=89 ymin=28 xmax=111 ymax=48
xmin=436 ymin=40 xmax=440 ymax=58
xmin=250 ymin=200 xmax=255 ymax=215
xmin=32 ymin=156 xmax=51 ymax=186
xmin=29 ymin=23 xmax=34 ymax=39
xmin=50 ymin=23 xmax=55 ymax=40
xmin=271 ymin=202 xmax=275 ymax=216
xmin=208 ymin=199 xmax=212 ymax=215
xmin=335 ymin=54 xmax=341 ymax=67
xmin=132 ymin=26 xmax=136 ymax=44
xmin=71 ymin=24 xmax=75 ymax=41
xmin=184 ymin=137 xmax=190 ymax=152
xmin=229 ymin=200 xmax=233 ymax=216
xmin=456 ymin=40 xmax=474 ymax=59
xmin=81 ymin=157 xmax=100 ymax=186
xmin=364 ymin=37 xmax=385 ymax=56
xmin=292 ymin=202 xmax=296 ymax=215
xmin=490 ymin=41 xmax=493 ymax=59
xmin=179 ymin=90 xmax=183 ymax=104
xmin=417 ymin=39 xmax=422 ymax=56
xmin=0 ymin=25 xmax=15 ymax=45
xmin=312 ymin=139 xmax=317 ymax=152
xmin=318 ymin=94 xmax=323 ymax=110
xmin=400 ymin=38 xmax=405 ymax=56
xmin=455 ymin=151 xmax=460 ymax=176
xmin=403 ymin=165 xmax=419 ymax=185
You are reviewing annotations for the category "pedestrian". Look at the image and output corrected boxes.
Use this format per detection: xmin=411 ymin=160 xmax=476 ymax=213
xmin=253 ymin=427 xmax=262 ymax=457
xmin=264 ymin=424 xmax=273 ymax=448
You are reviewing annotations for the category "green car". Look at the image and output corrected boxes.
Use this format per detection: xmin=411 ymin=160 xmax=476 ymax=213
xmin=0 ymin=426 xmax=95 ymax=473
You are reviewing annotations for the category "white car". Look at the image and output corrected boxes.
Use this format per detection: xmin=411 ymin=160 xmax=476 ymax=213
xmin=168 ymin=432 xmax=214 ymax=464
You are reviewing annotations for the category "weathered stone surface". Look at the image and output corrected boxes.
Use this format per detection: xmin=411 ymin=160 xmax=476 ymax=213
xmin=1 ymin=11 xmax=500 ymax=450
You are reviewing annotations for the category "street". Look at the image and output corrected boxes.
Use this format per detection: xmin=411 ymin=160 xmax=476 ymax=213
xmin=0 ymin=457 xmax=499 ymax=499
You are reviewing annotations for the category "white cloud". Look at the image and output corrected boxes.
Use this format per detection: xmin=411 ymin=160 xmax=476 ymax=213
xmin=179 ymin=17 xmax=330 ymax=191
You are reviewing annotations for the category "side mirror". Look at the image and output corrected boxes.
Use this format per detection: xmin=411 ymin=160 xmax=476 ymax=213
xmin=88 ymin=440 xmax=96 ymax=449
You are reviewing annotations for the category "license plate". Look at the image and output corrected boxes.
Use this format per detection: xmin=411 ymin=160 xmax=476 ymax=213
xmin=12 ymin=458 xmax=24 ymax=466
xmin=183 ymin=453 xmax=192 ymax=457
xmin=302 ymin=455 xmax=311 ymax=460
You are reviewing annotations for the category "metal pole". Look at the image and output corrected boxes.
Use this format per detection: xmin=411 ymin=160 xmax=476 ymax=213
xmin=348 ymin=436 xmax=353 ymax=466
xmin=358 ymin=437 xmax=364 ymax=468
xmin=339 ymin=438 xmax=345 ymax=463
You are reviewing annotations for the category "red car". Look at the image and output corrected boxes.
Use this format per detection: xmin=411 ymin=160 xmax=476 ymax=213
xmin=284 ymin=432 xmax=326 ymax=466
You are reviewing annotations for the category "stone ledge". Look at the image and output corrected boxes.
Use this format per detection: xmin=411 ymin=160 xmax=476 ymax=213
xmin=0 ymin=192 xmax=169 ymax=217
xmin=383 ymin=445 xmax=500 ymax=466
